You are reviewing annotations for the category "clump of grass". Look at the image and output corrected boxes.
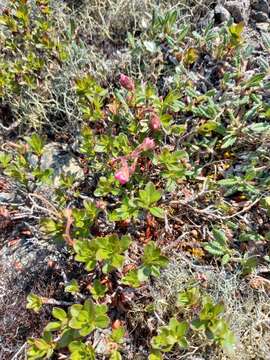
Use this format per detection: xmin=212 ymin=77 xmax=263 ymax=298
xmin=150 ymin=257 xmax=270 ymax=359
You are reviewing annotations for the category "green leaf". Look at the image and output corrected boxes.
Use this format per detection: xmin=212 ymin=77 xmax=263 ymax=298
xmin=191 ymin=319 xmax=207 ymax=330
xmin=241 ymin=255 xmax=258 ymax=275
xmin=177 ymin=287 xmax=201 ymax=308
xmin=149 ymin=207 xmax=165 ymax=219
xmin=221 ymin=136 xmax=237 ymax=149
xmin=229 ymin=22 xmax=244 ymax=46
xmin=89 ymin=279 xmax=107 ymax=300
xmin=27 ymin=334 xmax=55 ymax=359
xmin=139 ymin=182 xmax=162 ymax=208
xmin=243 ymin=105 xmax=260 ymax=122
xmin=209 ymin=319 xmax=236 ymax=353
xmin=247 ymin=122 xmax=270 ymax=133
xmin=212 ymin=228 xmax=228 ymax=245
xmin=218 ymin=178 xmax=239 ymax=186
xmin=198 ymin=121 xmax=219 ymax=134
xmin=204 ymin=228 xmax=229 ymax=257
xmin=245 ymin=73 xmax=265 ymax=88
xmin=200 ymin=297 xmax=224 ymax=322
xmin=109 ymin=197 xmax=139 ymax=221
xmin=169 ymin=318 xmax=188 ymax=340
xmin=52 ymin=307 xmax=67 ymax=322
xmin=137 ymin=266 xmax=152 ymax=282
xmin=119 ymin=235 xmax=132 ymax=252
xmin=151 ymin=318 xmax=188 ymax=352
xmin=121 ymin=269 xmax=141 ymax=288
xmin=221 ymin=328 xmax=236 ymax=354
xmin=149 ymin=351 xmax=163 ymax=360
xmin=178 ymin=24 xmax=190 ymax=42
xmin=144 ymin=40 xmax=158 ymax=53
xmin=239 ymin=232 xmax=262 ymax=242
xmin=26 ymin=293 xmax=43 ymax=313
xmin=65 ymin=279 xmax=80 ymax=295
xmin=40 ymin=218 xmax=64 ymax=243
xmin=110 ymin=350 xmax=122 ymax=360
xmin=69 ymin=340 xmax=95 ymax=360
xmin=94 ymin=234 xmax=132 ymax=273
xmin=74 ymin=239 xmax=97 ymax=272
xmin=84 ymin=200 xmax=100 ymax=219
xmin=140 ymin=253 xmax=168 ymax=279
xmin=69 ymin=300 xmax=109 ymax=336
xmin=44 ymin=321 xmax=62 ymax=332
xmin=221 ymin=253 xmax=231 ymax=265
xmin=32 ymin=168 xmax=53 ymax=184
xmin=25 ymin=134 xmax=45 ymax=156
xmin=143 ymin=242 xmax=168 ymax=269
xmin=204 ymin=242 xmax=226 ymax=256
xmin=95 ymin=304 xmax=110 ymax=328
xmin=111 ymin=326 xmax=125 ymax=344
xmin=0 ymin=151 xmax=12 ymax=168
xmin=183 ymin=47 xmax=199 ymax=65
xmin=57 ymin=328 xmax=77 ymax=348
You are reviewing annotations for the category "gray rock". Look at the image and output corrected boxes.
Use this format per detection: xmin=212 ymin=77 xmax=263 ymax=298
xmin=0 ymin=176 xmax=23 ymax=204
xmin=0 ymin=192 xmax=15 ymax=203
xmin=225 ymin=0 xmax=251 ymax=23
xmin=198 ymin=9 xmax=215 ymax=29
xmin=0 ymin=0 xmax=7 ymax=10
xmin=251 ymin=0 xmax=270 ymax=14
xmin=93 ymin=329 xmax=110 ymax=355
xmin=251 ymin=9 xmax=270 ymax=21
xmin=40 ymin=143 xmax=84 ymax=187
xmin=0 ymin=233 xmax=66 ymax=357
xmin=215 ymin=4 xmax=231 ymax=22
xmin=256 ymin=21 xmax=270 ymax=30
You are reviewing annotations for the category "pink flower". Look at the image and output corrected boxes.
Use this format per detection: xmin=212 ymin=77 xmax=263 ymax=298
xmin=114 ymin=139 xmax=155 ymax=185
xmin=141 ymin=137 xmax=155 ymax=151
xmin=119 ymin=74 xmax=135 ymax=92
xmin=115 ymin=159 xmax=130 ymax=185
xmin=150 ymin=113 xmax=161 ymax=131
xmin=115 ymin=168 xmax=129 ymax=185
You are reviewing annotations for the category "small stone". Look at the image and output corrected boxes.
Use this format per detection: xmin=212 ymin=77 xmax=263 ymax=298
xmin=198 ymin=9 xmax=215 ymax=28
xmin=0 ymin=0 xmax=7 ymax=10
xmin=40 ymin=143 xmax=84 ymax=187
xmin=225 ymin=0 xmax=251 ymax=23
xmin=93 ymin=329 xmax=110 ymax=355
xmin=256 ymin=21 xmax=270 ymax=30
xmin=0 ymin=192 xmax=15 ymax=203
xmin=251 ymin=9 xmax=269 ymax=21
xmin=215 ymin=4 xmax=231 ymax=23
xmin=251 ymin=0 xmax=270 ymax=14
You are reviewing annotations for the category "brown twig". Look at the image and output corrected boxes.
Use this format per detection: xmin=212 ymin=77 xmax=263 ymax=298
xmin=63 ymin=208 xmax=74 ymax=246
xmin=28 ymin=193 xmax=60 ymax=219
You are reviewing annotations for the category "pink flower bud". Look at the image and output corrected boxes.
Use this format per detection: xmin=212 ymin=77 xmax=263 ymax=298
xmin=141 ymin=137 xmax=155 ymax=151
xmin=119 ymin=74 xmax=135 ymax=92
xmin=150 ymin=113 xmax=161 ymax=131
